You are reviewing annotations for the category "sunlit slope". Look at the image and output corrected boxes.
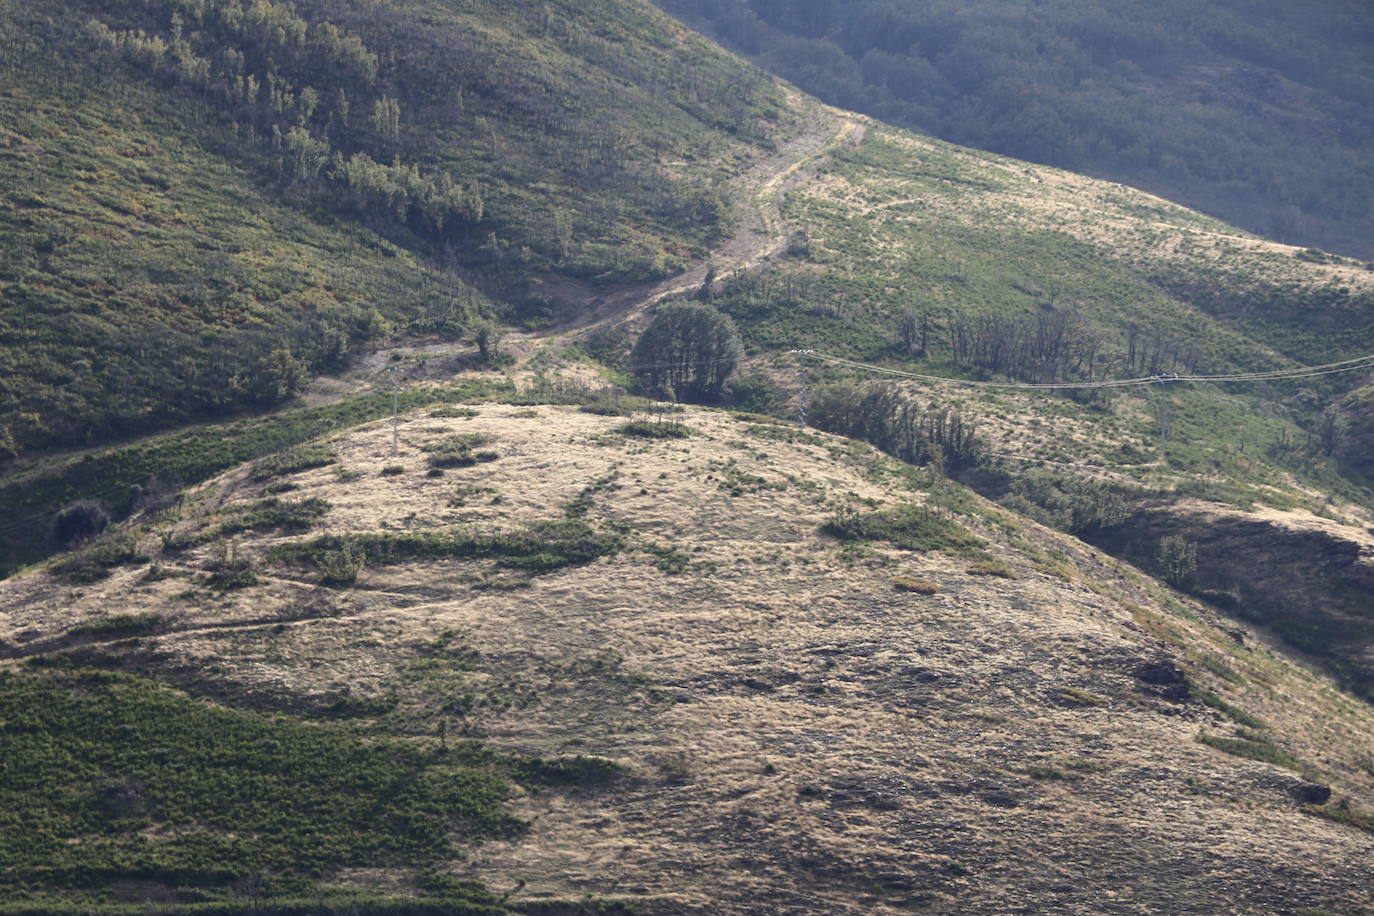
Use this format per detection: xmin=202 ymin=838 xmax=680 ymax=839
xmin=2 ymin=404 xmax=1372 ymax=912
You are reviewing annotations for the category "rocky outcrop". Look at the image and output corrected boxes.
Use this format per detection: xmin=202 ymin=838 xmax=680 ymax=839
xmin=1099 ymin=501 xmax=1374 ymax=699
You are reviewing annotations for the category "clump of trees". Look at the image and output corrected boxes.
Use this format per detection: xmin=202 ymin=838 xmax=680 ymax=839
xmin=808 ymin=382 xmax=983 ymax=474
xmin=631 ymin=301 xmax=742 ymax=402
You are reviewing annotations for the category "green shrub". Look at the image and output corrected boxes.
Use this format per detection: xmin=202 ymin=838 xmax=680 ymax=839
xmin=68 ymin=613 xmax=164 ymax=638
xmin=250 ymin=447 xmax=337 ymax=482
xmin=380 ymin=465 xmax=406 ymax=476
xmin=579 ymin=402 xmax=631 ymax=417
xmin=893 ymin=576 xmax=940 ymax=594
xmin=318 ymin=543 xmax=367 ymax=587
xmin=823 ymin=504 xmax=985 ymax=555
xmin=1158 ymin=535 xmax=1199 ymax=587
xmin=616 ymin=420 xmax=692 ymax=439
xmin=422 ymin=434 xmax=499 ymax=468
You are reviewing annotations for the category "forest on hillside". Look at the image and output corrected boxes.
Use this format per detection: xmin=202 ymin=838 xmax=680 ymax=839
xmin=653 ymin=0 xmax=1374 ymax=259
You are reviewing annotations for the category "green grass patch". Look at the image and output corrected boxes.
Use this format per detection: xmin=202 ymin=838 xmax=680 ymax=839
xmin=1053 ymin=686 xmax=1108 ymax=708
xmin=1305 ymin=800 xmax=1374 ymax=836
xmin=0 ymin=668 xmax=519 ymax=898
xmin=1198 ymin=732 xmax=1306 ymax=773
xmin=823 ymin=504 xmax=986 ymax=555
xmin=249 ymin=447 xmax=338 ymax=482
xmin=209 ymin=497 xmax=333 ymax=539
xmin=966 ymin=559 xmax=1016 ymax=579
xmin=0 ymin=381 xmax=512 ymax=579
xmin=47 ymin=534 xmax=148 ymax=583
xmin=1192 ymin=686 xmax=1266 ymax=729
xmin=271 ymin=520 xmax=621 ymax=577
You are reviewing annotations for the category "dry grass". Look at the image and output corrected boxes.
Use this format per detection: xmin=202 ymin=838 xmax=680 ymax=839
xmin=2 ymin=404 xmax=1373 ymax=913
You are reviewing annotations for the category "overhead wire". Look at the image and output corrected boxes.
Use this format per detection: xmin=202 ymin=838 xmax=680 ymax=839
xmin=795 ymin=349 xmax=1374 ymax=390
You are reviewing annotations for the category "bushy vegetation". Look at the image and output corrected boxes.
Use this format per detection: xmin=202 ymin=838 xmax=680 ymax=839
xmin=656 ymin=0 xmax=1374 ymax=258
xmin=823 ymin=503 xmax=985 ymax=555
xmin=271 ymin=519 xmax=621 ymax=577
xmin=0 ymin=0 xmax=784 ymax=459
xmin=0 ymin=668 xmax=520 ymax=903
xmin=47 ymin=534 xmax=147 ymax=584
xmin=422 ymin=434 xmax=499 ymax=469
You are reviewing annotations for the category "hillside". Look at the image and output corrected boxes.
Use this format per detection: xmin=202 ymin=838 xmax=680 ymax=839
xmin=2 ymin=404 xmax=1372 ymax=912
xmin=653 ymin=0 xmax=1374 ymax=260
xmin=0 ymin=0 xmax=787 ymax=458
xmin=3 ymin=2 xmax=1374 ymax=909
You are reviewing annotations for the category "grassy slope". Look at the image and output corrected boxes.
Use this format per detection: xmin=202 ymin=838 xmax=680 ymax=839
xmin=0 ymin=0 xmax=785 ymax=458
xmin=712 ymin=122 xmax=1374 ymax=504
xmin=2 ymin=404 xmax=1372 ymax=912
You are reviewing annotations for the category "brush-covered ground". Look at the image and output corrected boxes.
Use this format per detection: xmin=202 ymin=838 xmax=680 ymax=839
xmin=673 ymin=115 xmax=1374 ymax=702
xmin=0 ymin=0 xmax=790 ymax=459
xmin=3 ymin=403 xmax=1373 ymax=913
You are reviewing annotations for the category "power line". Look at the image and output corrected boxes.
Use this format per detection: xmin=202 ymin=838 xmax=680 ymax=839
xmin=794 ymin=349 xmax=1374 ymax=391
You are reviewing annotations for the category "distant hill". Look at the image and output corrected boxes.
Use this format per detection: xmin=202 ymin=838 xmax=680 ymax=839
xmin=652 ymin=0 xmax=1374 ymax=260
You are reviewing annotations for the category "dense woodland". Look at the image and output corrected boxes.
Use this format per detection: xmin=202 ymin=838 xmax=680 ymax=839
xmin=0 ymin=0 xmax=781 ymax=457
xmin=654 ymin=0 xmax=1374 ymax=259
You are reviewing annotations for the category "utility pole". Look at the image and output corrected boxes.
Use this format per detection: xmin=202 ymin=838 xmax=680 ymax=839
xmin=1148 ymin=377 xmax=1169 ymax=460
xmin=390 ymin=367 xmax=399 ymax=457
xmin=791 ymin=349 xmax=813 ymax=427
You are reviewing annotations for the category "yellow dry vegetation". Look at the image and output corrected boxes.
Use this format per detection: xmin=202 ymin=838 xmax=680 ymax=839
xmin=2 ymin=404 xmax=1372 ymax=913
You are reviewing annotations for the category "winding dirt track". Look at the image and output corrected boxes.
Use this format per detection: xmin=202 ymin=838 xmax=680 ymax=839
xmin=327 ymin=97 xmax=864 ymax=391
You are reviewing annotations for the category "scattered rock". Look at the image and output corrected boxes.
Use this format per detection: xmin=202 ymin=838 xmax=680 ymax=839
xmin=1133 ymin=658 xmax=1191 ymax=702
xmin=1288 ymin=781 xmax=1332 ymax=806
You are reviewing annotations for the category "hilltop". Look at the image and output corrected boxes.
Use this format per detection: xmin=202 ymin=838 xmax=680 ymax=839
xmin=2 ymin=1 xmax=1374 ymax=909
xmin=3 ymin=403 xmax=1373 ymax=912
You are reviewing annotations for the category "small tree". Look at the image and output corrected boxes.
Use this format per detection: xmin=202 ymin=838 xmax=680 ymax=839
xmin=1157 ymin=535 xmax=1198 ymax=587
xmin=52 ymin=501 xmax=110 ymax=548
xmin=631 ymin=300 xmax=742 ymax=402
xmin=474 ymin=320 xmax=504 ymax=364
